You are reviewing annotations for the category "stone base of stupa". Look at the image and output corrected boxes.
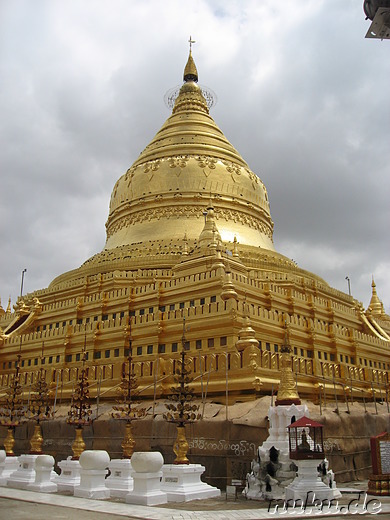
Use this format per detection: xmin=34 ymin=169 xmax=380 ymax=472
xmin=259 ymin=404 xmax=308 ymax=458
xmin=245 ymin=403 xmax=307 ymax=501
xmin=0 ymin=456 xmax=20 ymax=486
xmin=54 ymin=458 xmax=81 ymax=492
xmin=105 ymin=459 xmax=134 ymax=498
xmin=161 ymin=464 xmax=221 ymax=502
xmin=7 ymin=454 xmax=38 ymax=489
xmin=285 ymin=459 xmax=342 ymax=503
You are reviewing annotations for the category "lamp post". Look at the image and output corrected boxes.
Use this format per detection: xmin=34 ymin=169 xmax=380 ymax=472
xmin=345 ymin=276 xmax=351 ymax=296
xmin=20 ymin=269 xmax=27 ymax=298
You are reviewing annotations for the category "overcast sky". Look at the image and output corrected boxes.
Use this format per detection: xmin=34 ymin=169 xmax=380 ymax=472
xmin=0 ymin=0 xmax=389 ymax=313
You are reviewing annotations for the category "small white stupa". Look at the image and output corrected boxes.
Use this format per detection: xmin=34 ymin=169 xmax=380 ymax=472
xmin=245 ymin=325 xmax=307 ymax=500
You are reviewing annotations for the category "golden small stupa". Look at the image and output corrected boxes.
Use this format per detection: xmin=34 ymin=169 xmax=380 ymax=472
xmin=0 ymin=45 xmax=389 ymax=415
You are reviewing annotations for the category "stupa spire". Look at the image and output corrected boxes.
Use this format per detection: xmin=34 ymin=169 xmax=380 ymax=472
xmin=275 ymin=323 xmax=301 ymax=406
xmin=6 ymin=297 xmax=11 ymax=316
xmin=368 ymin=277 xmax=385 ymax=318
xmin=184 ymin=36 xmax=198 ymax=82
xmin=197 ymin=202 xmax=222 ymax=253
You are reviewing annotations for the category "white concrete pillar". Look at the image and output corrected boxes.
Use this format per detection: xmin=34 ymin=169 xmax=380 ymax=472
xmin=74 ymin=450 xmax=110 ymax=500
xmin=126 ymin=451 xmax=167 ymax=506
xmin=28 ymin=455 xmax=57 ymax=493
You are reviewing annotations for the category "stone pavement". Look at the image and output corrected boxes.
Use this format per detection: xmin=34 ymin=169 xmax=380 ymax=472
xmin=1 ymin=484 xmax=390 ymax=519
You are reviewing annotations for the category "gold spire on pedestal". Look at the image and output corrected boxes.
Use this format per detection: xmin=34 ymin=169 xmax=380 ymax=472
xmin=197 ymin=203 xmax=222 ymax=254
xmin=66 ymin=337 xmax=92 ymax=459
xmin=0 ymin=353 xmax=26 ymax=455
xmin=275 ymin=324 xmax=301 ymax=406
xmin=368 ymin=278 xmax=387 ymax=319
xmin=28 ymin=343 xmax=54 ymax=454
xmin=163 ymin=318 xmax=201 ymax=464
xmin=221 ymin=270 xmax=238 ymax=301
xmin=111 ymin=320 xmax=146 ymax=458
xmin=5 ymin=297 xmax=11 ymax=317
xmin=236 ymin=315 xmax=259 ymax=351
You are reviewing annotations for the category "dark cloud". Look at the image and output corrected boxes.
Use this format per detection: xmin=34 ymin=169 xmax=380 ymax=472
xmin=0 ymin=0 xmax=388 ymax=312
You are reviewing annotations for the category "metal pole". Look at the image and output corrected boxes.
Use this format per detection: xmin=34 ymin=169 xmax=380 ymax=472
xmin=202 ymin=364 xmax=212 ymax=419
xmin=225 ymin=351 xmax=229 ymax=421
xmin=350 ymin=377 xmax=354 ymax=404
xmin=343 ymin=385 xmax=350 ymax=414
xmin=152 ymin=356 xmax=159 ymax=417
xmin=372 ymin=383 xmax=378 ymax=415
xmin=345 ymin=276 xmax=351 ymax=296
xmin=323 ymin=380 xmax=327 ymax=409
xmin=96 ymin=375 xmax=101 ymax=420
xmin=199 ymin=352 xmax=204 ymax=403
xmin=20 ymin=268 xmax=27 ymax=297
xmin=53 ymin=372 xmax=60 ymax=415
xmin=333 ymin=376 xmax=339 ymax=414
xmin=319 ymin=385 xmax=322 ymax=415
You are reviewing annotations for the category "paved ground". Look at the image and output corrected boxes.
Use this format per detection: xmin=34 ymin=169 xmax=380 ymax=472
xmin=0 ymin=483 xmax=389 ymax=520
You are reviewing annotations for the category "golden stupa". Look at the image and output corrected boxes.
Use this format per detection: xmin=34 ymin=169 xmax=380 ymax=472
xmin=0 ymin=49 xmax=389 ymax=409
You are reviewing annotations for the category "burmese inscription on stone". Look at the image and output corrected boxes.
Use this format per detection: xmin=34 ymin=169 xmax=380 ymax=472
xmin=379 ymin=441 xmax=390 ymax=474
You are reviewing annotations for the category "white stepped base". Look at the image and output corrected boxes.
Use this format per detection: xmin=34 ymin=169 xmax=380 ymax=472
xmin=7 ymin=455 xmax=37 ymax=489
xmin=106 ymin=459 xmax=134 ymax=498
xmin=54 ymin=458 xmax=81 ymax=492
xmin=286 ymin=460 xmax=342 ymax=503
xmin=28 ymin=480 xmax=58 ymax=493
xmin=126 ymin=471 xmax=167 ymax=506
xmin=0 ymin=457 xmax=20 ymax=486
xmin=161 ymin=464 xmax=221 ymax=502
xmin=74 ymin=469 xmax=110 ymax=500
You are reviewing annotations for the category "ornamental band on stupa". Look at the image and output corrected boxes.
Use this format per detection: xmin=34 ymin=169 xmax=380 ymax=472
xmin=0 ymin=47 xmax=389 ymax=425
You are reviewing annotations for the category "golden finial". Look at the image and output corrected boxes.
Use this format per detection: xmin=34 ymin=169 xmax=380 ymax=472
xmin=184 ymin=35 xmax=198 ymax=82
xmin=188 ymin=35 xmax=195 ymax=51
xmin=368 ymin=276 xmax=384 ymax=317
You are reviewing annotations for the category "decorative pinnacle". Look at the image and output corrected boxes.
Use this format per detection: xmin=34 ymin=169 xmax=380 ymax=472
xmin=184 ymin=36 xmax=198 ymax=82
xmin=188 ymin=35 xmax=195 ymax=51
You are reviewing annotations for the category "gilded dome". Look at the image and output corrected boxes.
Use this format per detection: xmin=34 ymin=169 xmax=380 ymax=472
xmin=105 ymin=53 xmax=274 ymax=253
